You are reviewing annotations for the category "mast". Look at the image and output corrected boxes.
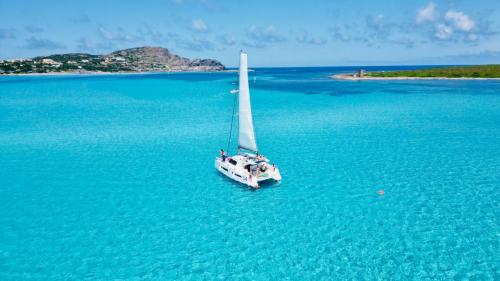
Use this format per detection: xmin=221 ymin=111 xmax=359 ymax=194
xmin=237 ymin=51 xmax=258 ymax=154
xmin=226 ymin=83 xmax=238 ymax=153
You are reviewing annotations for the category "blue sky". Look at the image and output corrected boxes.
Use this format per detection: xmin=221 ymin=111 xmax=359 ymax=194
xmin=0 ymin=0 xmax=499 ymax=66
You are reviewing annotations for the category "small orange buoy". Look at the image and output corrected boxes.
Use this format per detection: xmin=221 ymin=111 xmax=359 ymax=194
xmin=377 ymin=189 xmax=385 ymax=195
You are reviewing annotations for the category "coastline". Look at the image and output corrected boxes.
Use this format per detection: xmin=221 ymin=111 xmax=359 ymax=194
xmin=0 ymin=69 xmax=234 ymax=77
xmin=330 ymin=74 xmax=500 ymax=81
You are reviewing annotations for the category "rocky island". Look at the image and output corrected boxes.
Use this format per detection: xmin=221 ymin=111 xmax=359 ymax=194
xmin=0 ymin=46 xmax=225 ymax=75
xmin=331 ymin=65 xmax=500 ymax=80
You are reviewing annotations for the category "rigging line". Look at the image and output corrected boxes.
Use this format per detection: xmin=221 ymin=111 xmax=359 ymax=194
xmin=226 ymin=85 xmax=238 ymax=154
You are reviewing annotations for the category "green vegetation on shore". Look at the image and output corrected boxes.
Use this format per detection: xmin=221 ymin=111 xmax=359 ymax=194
xmin=0 ymin=46 xmax=225 ymax=75
xmin=367 ymin=65 xmax=500 ymax=78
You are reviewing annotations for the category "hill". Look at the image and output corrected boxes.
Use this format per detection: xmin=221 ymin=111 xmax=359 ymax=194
xmin=0 ymin=47 xmax=225 ymax=74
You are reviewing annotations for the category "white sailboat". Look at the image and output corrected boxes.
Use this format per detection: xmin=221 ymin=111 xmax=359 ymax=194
xmin=215 ymin=52 xmax=282 ymax=189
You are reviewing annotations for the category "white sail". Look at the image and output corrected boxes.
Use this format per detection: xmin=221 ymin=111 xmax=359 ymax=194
xmin=238 ymin=52 xmax=258 ymax=153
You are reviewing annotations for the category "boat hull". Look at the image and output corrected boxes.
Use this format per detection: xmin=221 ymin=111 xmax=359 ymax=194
xmin=215 ymin=156 xmax=281 ymax=189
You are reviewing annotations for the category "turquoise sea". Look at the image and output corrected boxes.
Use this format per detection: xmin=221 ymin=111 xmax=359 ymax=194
xmin=0 ymin=67 xmax=499 ymax=280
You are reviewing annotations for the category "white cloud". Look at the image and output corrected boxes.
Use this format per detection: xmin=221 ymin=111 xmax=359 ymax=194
xmin=76 ymin=38 xmax=94 ymax=50
xmin=415 ymin=5 xmax=479 ymax=41
xmin=416 ymin=2 xmax=438 ymax=24
xmin=329 ymin=25 xmax=366 ymax=43
xmin=176 ymin=37 xmax=215 ymax=51
xmin=97 ymin=25 xmax=142 ymax=42
xmin=370 ymin=14 xmax=385 ymax=30
xmin=296 ymin=31 xmax=327 ymax=45
xmin=191 ymin=19 xmax=208 ymax=32
xmin=247 ymin=25 xmax=286 ymax=42
xmin=216 ymin=34 xmax=236 ymax=46
xmin=24 ymin=37 xmax=66 ymax=50
xmin=98 ymin=26 xmax=114 ymax=40
xmin=435 ymin=23 xmax=453 ymax=39
xmin=365 ymin=14 xmax=395 ymax=39
xmin=467 ymin=33 xmax=478 ymax=41
xmin=445 ymin=10 xmax=475 ymax=32
xmin=244 ymin=25 xmax=287 ymax=48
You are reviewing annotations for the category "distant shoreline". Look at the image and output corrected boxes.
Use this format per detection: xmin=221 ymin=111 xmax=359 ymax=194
xmin=0 ymin=46 xmax=225 ymax=75
xmin=331 ymin=64 xmax=500 ymax=80
xmin=0 ymin=69 xmax=236 ymax=77
xmin=330 ymin=74 xmax=500 ymax=81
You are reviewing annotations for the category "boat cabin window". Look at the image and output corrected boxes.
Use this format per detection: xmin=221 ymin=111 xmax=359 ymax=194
xmin=228 ymin=159 xmax=237 ymax=165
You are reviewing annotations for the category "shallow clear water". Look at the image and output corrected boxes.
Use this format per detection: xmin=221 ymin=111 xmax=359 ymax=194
xmin=1 ymin=68 xmax=499 ymax=280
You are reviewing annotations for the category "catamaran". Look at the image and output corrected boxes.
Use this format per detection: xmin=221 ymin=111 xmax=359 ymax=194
xmin=215 ymin=52 xmax=282 ymax=189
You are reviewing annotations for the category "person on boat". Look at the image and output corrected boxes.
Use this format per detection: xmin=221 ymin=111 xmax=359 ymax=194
xmin=250 ymin=164 xmax=257 ymax=175
xmin=220 ymin=149 xmax=226 ymax=162
xmin=259 ymin=164 xmax=267 ymax=172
